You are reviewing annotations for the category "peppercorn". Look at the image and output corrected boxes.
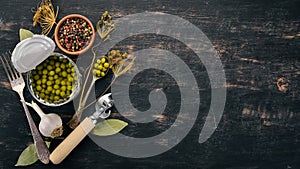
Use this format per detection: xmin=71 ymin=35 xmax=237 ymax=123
xmin=58 ymin=17 xmax=93 ymax=52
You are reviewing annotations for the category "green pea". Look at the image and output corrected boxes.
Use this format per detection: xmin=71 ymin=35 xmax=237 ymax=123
xmin=50 ymin=60 xmax=55 ymax=65
xmin=54 ymin=84 xmax=59 ymax=89
xmin=67 ymin=86 xmax=72 ymax=91
xmin=36 ymin=80 xmax=42 ymax=85
xmin=55 ymin=79 xmax=61 ymax=85
xmin=61 ymin=80 xmax=66 ymax=86
xmin=42 ymin=70 xmax=48 ymax=75
xmin=61 ymin=71 xmax=67 ymax=77
xmin=55 ymin=90 xmax=60 ymax=95
xmin=66 ymin=90 xmax=71 ymax=96
xmin=60 ymin=91 xmax=66 ymax=97
xmin=61 ymin=86 xmax=67 ymax=91
xmin=55 ymin=67 xmax=61 ymax=73
xmin=47 ymin=86 xmax=53 ymax=92
xmin=42 ymin=79 xmax=47 ymax=84
xmin=39 ymin=93 xmax=45 ymax=99
xmin=49 ymin=71 xmax=55 ymax=76
xmin=60 ymin=63 xmax=66 ymax=69
xmin=55 ymin=62 xmax=60 ymax=67
xmin=48 ymin=76 xmax=54 ymax=81
xmin=104 ymin=62 xmax=109 ymax=68
xmin=68 ymin=77 xmax=73 ymax=82
xmin=54 ymin=96 xmax=60 ymax=101
xmin=53 ymin=55 xmax=58 ymax=60
xmin=101 ymin=57 xmax=106 ymax=63
xmin=47 ymin=65 xmax=53 ymax=70
xmin=37 ymin=65 xmax=43 ymax=70
xmin=96 ymin=70 xmax=101 ymax=75
xmin=36 ymin=85 xmax=42 ymax=91
xmin=92 ymin=69 xmax=97 ymax=75
xmin=34 ymin=75 xmax=40 ymax=80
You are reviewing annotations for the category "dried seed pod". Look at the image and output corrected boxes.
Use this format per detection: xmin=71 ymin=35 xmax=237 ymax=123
xmin=32 ymin=0 xmax=59 ymax=35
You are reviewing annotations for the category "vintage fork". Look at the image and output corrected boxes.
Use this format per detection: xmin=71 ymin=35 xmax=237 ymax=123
xmin=0 ymin=52 xmax=50 ymax=164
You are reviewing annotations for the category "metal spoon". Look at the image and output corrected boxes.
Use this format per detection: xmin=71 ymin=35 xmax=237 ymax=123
xmin=26 ymin=101 xmax=63 ymax=138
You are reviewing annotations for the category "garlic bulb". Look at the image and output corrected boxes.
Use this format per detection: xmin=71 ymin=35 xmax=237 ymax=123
xmin=26 ymin=101 xmax=63 ymax=138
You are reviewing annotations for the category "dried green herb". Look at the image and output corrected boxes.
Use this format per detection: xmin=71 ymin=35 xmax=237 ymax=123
xmin=31 ymin=0 xmax=59 ymax=35
xmin=69 ymin=12 xmax=135 ymax=129
xmin=19 ymin=29 xmax=34 ymax=41
xmin=96 ymin=11 xmax=115 ymax=40
xmin=15 ymin=141 xmax=50 ymax=166
xmin=92 ymin=119 xmax=128 ymax=136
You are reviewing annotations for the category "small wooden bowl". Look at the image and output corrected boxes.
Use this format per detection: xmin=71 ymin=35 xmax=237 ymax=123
xmin=54 ymin=14 xmax=95 ymax=55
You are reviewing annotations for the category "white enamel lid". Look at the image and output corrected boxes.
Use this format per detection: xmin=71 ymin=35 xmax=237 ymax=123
xmin=11 ymin=35 xmax=55 ymax=73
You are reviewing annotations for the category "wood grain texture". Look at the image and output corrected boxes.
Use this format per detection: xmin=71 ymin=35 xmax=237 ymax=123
xmin=0 ymin=0 xmax=299 ymax=168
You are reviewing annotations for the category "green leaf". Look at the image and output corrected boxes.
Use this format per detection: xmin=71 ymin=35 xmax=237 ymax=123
xmin=15 ymin=142 xmax=51 ymax=166
xmin=45 ymin=141 xmax=51 ymax=148
xmin=15 ymin=144 xmax=38 ymax=166
xmin=19 ymin=29 xmax=34 ymax=41
xmin=92 ymin=119 xmax=128 ymax=136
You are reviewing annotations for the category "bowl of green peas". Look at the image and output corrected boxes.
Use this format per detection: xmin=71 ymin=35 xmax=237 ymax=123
xmin=27 ymin=53 xmax=81 ymax=106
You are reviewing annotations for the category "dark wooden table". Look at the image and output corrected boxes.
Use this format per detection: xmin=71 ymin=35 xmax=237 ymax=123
xmin=0 ymin=0 xmax=300 ymax=168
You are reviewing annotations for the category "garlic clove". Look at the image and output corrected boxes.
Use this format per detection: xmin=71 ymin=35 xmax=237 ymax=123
xmin=26 ymin=101 xmax=64 ymax=138
xmin=39 ymin=113 xmax=63 ymax=138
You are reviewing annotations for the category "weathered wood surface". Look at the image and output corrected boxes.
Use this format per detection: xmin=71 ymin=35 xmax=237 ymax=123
xmin=0 ymin=0 xmax=299 ymax=168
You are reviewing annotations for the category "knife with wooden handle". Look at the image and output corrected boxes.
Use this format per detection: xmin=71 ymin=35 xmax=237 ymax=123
xmin=50 ymin=93 xmax=113 ymax=164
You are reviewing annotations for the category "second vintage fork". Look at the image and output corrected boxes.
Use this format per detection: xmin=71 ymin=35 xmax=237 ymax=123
xmin=0 ymin=52 xmax=50 ymax=164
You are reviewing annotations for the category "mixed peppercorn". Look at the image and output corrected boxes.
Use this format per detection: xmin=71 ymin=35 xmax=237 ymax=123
xmin=58 ymin=17 xmax=93 ymax=52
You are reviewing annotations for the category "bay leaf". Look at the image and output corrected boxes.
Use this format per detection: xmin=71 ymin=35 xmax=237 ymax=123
xmin=92 ymin=119 xmax=128 ymax=136
xmin=15 ymin=141 xmax=51 ymax=166
xmin=15 ymin=144 xmax=38 ymax=166
xmin=45 ymin=141 xmax=51 ymax=148
xmin=19 ymin=29 xmax=34 ymax=41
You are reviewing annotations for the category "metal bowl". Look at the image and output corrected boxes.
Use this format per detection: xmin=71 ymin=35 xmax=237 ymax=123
xmin=27 ymin=52 xmax=81 ymax=107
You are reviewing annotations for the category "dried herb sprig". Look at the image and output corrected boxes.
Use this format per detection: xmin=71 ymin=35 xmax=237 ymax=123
xmin=96 ymin=11 xmax=115 ymax=40
xmin=108 ymin=50 xmax=135 ymax=78
xmin=68 ymin=11 xmax=135 ymax=129
xmin=80 ymin=50 xmax=135 ymax=112
xmin=32 ymin=0 xmax=59 ymax=35
xmin=68 ymin=11 xmax=115 ymax=128
xmin=68 ymin=50 xmax=135 ymax=129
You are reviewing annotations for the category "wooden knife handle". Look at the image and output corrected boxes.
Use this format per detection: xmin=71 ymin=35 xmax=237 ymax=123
xmin=50 ymin=117 xmax=95 ymax=164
